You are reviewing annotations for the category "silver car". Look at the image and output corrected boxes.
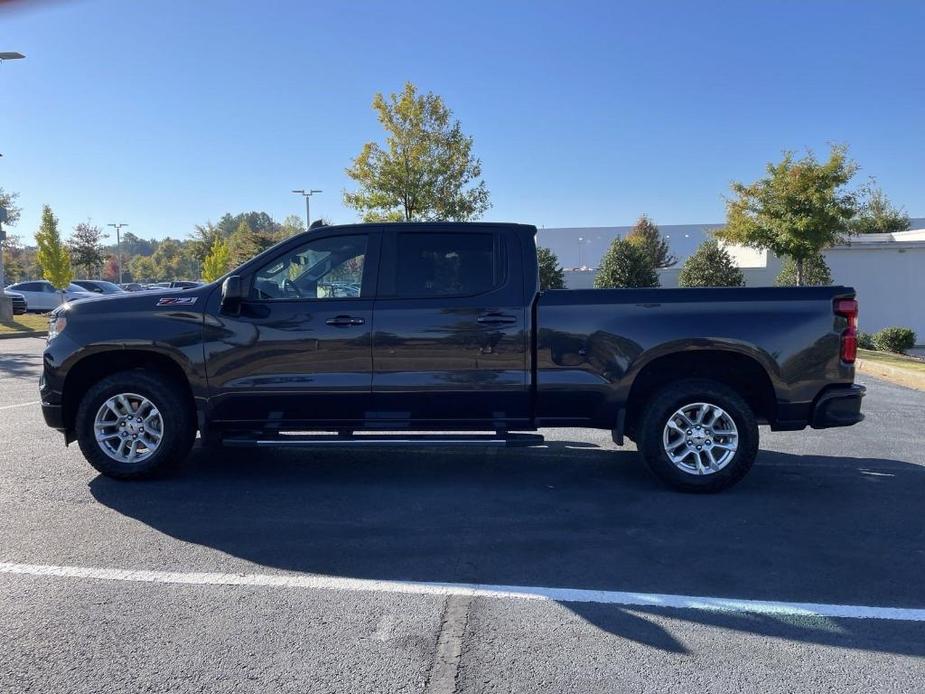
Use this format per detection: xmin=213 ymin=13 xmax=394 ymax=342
xmin=4 ymin=281 xmax=96 ymax=312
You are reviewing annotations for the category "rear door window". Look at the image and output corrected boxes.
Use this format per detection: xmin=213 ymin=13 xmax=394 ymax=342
xmin=396 ymin=232 xmax=496 ymax=298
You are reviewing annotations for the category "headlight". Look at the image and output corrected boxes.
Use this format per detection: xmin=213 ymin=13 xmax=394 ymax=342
xmin=47 ymin=312 xmax=67 ymax=342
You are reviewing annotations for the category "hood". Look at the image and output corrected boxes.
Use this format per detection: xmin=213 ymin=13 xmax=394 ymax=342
xmin=59 ymin=284 xmax=216 ymax=316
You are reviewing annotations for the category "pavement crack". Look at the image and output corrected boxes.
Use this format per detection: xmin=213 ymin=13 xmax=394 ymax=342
xmin=423 ymin=594 xmax=473 ymax=694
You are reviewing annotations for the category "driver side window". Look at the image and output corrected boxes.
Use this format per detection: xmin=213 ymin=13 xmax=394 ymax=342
xmin=250 ymin=234 xmax=367 ymax=301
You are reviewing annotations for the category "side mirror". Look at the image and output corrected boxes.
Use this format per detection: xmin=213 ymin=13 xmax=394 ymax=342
xmin=221 ymin=275 xmax=245 ymax=311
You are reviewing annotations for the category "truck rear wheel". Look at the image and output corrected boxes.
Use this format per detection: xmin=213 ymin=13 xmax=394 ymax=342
xmin=75 ymin=370 xmax=195 ymax=480
xmin=636 ymin=378 xmax=758 ymax=493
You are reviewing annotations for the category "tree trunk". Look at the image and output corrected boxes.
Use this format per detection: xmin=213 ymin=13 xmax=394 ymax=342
xmin=796 ymin=257 xmax=805 ymax=287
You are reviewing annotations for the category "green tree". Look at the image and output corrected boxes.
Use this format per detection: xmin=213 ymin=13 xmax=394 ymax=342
xmin=148 ymin=238 xmax=191 ymax=281
xmin=68 ymin=222 xmax=107 ymax=278
xmin=130 ymin=255 xmax=156 ymax=283
xmin=277 ymin=214 xmax=305 ymax=241
xmin=345 ymin=82 xmax=490 ymax=222
xmin=118 ymin=231 xmax=156 ymax=257
xmin=627 ymin=214 xmax=676 ymax=268
xmin=1 ymin=188 xmax=23 ymax=288
xmin=678 ymin=239 xmax=745 ymax=287
xmin=201 ymin=238 xmax=231 ymax=282
xmin=227 ymin=220 xmax=261 ymax=267
xmin=851 ymin=183 xmax=910 ymax=234
xmin=2 ymin=234 xmax=26 ymax=283
xmin=776 ymin=254 xmax=832 ymax=286
xmin=537 ymin=246 xmax=565 ymax=290
xmin=35 ymin=205 xmax=74 ymax=291
xmin=189 ymin=221 xmax=222 ymax=269
xmin=594 ymin=238 xmax=659 ymax=289
xmin=715 ymin=145 xmax=858 ymax=286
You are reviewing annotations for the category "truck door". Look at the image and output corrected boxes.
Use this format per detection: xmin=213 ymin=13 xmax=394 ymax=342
xmin=370 ymin=228 xmax=530 ymax=428
xmin=204 ymin=230 xmax=379 ymax=427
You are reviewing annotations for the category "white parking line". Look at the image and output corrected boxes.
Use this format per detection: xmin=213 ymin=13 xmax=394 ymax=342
xmin=2 ymin=561 xmax=923 ymax=622
xmin=0 ymin=401 xmax=39 ymax=411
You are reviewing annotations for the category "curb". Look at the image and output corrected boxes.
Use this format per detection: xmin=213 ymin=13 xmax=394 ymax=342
xmin=856 ymin=358 xmax=925 ymax=392
xmin=0 ymin=331 xmax=47 ymax=340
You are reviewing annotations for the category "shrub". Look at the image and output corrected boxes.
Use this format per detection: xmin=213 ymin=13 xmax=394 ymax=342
xmin=678 ymin=239 xmax=745 ymax=288
xmin=872 ymin=327 xmax=917 ymax=354
xmin=857 ymin=331 xmax=875 ymax=351
xmin=594 ymin=238 xmax=659 ymax=289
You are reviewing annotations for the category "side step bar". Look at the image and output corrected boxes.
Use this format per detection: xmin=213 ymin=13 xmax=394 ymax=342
xmin=222 ymin=432 xmax=546 ymax=448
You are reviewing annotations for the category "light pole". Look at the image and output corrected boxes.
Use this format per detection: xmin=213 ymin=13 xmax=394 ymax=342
xmin=0 ymin=52 xmax=25 ymax=319
xmin=577 ymin=237 xmax=584 ymax=269
xmin=108 ymin=223 xmax=128 ymax=283
xmin=292 ymin=189 xmax=322 ymax=230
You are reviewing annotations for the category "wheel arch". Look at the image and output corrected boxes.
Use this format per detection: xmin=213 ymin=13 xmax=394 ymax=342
xmin=62 ymin=349 xmax=196 ymax=435
xmin=623 ymin=346 xmax=778 ymax=437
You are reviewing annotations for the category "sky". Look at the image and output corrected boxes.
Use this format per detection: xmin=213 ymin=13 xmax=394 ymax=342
xmin=2 ymin=0 xmax=923 ymax=243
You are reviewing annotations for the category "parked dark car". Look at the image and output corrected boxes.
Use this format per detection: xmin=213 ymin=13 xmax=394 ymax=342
xmin=119 ymin=283 xmax=145 ymax=292
xmin=72 ymin=280 xmax=126 ymax=295
xmin=39 ymin=222 xmax=864 ymax=492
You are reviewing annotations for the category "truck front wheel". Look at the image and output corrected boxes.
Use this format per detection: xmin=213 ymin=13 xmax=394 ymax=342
xmin=636 ymin=379 xmax=759 ymax=493
xmin=75 ymin=370 xmax=196 ymax=480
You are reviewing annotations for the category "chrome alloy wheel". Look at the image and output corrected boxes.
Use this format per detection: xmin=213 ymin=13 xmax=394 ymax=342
xmin=662 ymin=402 xmax=739 ymax=476
xmin=93 ymin=393 xmax=164 ymax=464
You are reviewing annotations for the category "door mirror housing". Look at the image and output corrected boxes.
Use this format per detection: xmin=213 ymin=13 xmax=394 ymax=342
xmin=221 ymin=275 xmax=245 ymax=310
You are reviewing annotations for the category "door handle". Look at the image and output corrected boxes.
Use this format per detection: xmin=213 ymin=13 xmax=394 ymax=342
xmin=476 ymin=313 xmax=518 ymax=325
xmin=326 ymin=315 xmax=365 ymax=327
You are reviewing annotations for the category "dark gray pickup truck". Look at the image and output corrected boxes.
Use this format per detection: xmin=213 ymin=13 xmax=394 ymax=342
xmin=40 ymin=222 xmax=864 ymax=491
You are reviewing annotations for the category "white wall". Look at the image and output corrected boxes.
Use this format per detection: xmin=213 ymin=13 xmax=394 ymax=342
xmin=823 ymin=244 xmax=925 ymax=339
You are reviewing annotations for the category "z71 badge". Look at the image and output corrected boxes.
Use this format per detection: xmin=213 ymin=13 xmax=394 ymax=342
xmin=156 ymin=296 xmax=198 ymax=306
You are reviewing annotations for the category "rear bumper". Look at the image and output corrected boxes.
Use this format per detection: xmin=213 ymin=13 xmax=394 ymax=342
xmin=810 ymin=384 xmax=865 ymax=429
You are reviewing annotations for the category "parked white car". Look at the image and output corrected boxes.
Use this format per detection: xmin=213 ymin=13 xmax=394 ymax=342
xmin=4 ymin=281 xmax=96 ymax=312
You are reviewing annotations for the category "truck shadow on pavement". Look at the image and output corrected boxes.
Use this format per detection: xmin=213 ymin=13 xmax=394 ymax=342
xmin=89 ymin=444 xmax=925 ymax=656
xmin=0 ymin=349 xmax=44 ymax=379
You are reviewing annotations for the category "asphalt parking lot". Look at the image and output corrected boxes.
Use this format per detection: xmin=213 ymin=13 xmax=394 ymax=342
xmin=2 ymin=335 xmax=924 ymax=693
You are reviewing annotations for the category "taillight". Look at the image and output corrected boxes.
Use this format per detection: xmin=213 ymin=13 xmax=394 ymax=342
xmin=834 ymin=298 xmax=858 ymax=364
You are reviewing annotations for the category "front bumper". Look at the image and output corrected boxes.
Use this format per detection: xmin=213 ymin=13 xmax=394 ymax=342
xmin=810 ymin=384 xmax=865 ymax=429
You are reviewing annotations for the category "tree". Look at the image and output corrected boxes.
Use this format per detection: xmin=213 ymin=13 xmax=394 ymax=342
xmin=201 ymin=238 xmax=231 ymax=282
xmin=148 ymin=238 xmax=195 ymax=281
xmin=130 ymin=255 xmax=156 ymax=283
xmin=345 ymin=82 xmax=490 ymax=222
xmin=2 ymin=234 xmax=26 ymax=283
xmin=119 ymin=231 xmax=156 ymax=257
xmin=678 ymin=239 xmax=745 ymax=287
xmin=68 ymin=222 xmax=107 ymax=278
xmin=278 ymin=214 xmax=305 ymax=240
xmin=189 ymin=221 xmax=222 ymax=269
xmin=776 ymin=254 xmax=832 ymax=286
xmin=594 ymin=238 xmax=659 ymax=289
xmin=35 ymin=205 xmax=74 ymax=290
xmin=851 ymin=183 xmax=910 ymax=234
xmin=1 ymin=188 xmax=23 ymax=288
xmin=227 ymin=220 xmax=261 ymax=267
xmin=0 ymin=187 xmax=22 ymax=226
xmin=102 ymin=255 xmax=121 ymax=282
xmin=216 ymin=211 xmax=279 ymax=239
xmin=715 ymin=145 xmax=858 ymax=286
xmin=537 ymin=246 xmax=565 ymax=289
xmin=627 ymin=214 xmax=676 ymax=268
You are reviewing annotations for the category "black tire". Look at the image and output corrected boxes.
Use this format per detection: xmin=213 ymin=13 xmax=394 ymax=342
xmin=75 ymin=370 xmax=196 ymax=480
xmin=636 ymin=378 xmax=758 ymax=493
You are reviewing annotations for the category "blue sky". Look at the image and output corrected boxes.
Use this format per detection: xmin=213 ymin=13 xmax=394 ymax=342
xmin=2 ymin=0 xmax=923 ymax=242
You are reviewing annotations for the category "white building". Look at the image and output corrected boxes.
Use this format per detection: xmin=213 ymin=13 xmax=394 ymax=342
xmin=537 ymin=220 xmax=925 ymax=342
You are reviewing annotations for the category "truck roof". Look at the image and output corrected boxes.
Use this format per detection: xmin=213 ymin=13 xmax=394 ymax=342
xmin=310 ymin=221 xmax=538 ymax=235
